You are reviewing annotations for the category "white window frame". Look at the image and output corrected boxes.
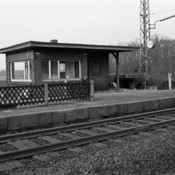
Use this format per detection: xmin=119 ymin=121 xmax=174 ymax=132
xmin=10 ymin=61 xmax=31 ymax=82
xmin=42 ymin=60 xmax=81 ymax=81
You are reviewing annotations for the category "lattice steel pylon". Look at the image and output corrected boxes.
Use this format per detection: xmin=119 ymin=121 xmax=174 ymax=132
xmin=140 ymin=0 xmax=151 ymax=88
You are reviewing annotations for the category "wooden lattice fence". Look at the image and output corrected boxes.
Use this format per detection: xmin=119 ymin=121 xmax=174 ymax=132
xmin=48 ymin=82 xmax=90 ymax=102
xmin=0 ymin=81 xmax=91 ymax=108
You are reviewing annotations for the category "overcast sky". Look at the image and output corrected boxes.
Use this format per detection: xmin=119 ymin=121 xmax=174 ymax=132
xmin=0 ymin=0 xmax=175 ymax=70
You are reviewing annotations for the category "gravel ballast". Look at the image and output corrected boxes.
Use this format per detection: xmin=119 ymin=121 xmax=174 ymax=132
xmin=2 ymin=127 xmax=175 ymax=175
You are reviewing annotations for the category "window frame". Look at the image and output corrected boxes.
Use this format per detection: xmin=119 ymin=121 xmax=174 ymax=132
xmin=10 ymin=61 xmax=32 ymax=82
xmin=42 ymin=60 xmax=82 ymax=81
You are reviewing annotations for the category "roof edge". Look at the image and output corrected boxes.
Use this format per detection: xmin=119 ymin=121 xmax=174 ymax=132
xmin=0 ymin=41 xmax=33 ymax=53
xmin=0 ymin=41 xmax=140 ymax=54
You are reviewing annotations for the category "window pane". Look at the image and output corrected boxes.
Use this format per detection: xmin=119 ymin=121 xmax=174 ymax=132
xmin=25 ymin=62 xmax=28 ymax=79
xmin=66 ymin=61 xmax=74 ymax=79
xmin=41 ymin=61 xmax=49 ymax=80
xmin=60 ymin=61 xmax=65 ymax=72
xmin=51 ymin=61 xmax=58 ymax=79
xmin=11 ymin=62 xmax=24 ymax=79
xmin=11 ymin=63 xmax=15 ymax=79
xmin=30 ymin=61 xmax=32 ymax=80
xmin=65 ymin=61 xmax=79 ymax=79
xmin=75 ymin=61 xmax=79 ymax=78
xmin=60 ymin=61 xmax=66 ymax=79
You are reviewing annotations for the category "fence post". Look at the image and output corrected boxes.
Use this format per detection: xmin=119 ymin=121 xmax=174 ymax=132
xmin=44 ymin=83 xmax=49 ymax=105
xmin=90 ymin=80 xmax=94 ymax=101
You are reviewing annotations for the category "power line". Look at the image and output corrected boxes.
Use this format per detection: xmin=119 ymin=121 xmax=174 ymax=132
xmin=151 ymin=9 xmax=175 ymax=15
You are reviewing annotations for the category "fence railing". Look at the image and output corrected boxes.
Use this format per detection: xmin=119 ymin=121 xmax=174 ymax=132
xmin=0 ymin=81 xmax=93 ymax=108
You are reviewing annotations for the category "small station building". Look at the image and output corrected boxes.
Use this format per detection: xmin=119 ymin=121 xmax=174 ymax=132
xmin=0 ymin=40 xmax=139 ymax=91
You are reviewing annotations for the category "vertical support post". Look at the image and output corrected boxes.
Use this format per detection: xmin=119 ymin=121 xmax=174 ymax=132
xmin=116 ymin=53 xmax=120 ymax=92
xmin=44 ymin=83 xmax=49 ymax=105
xmin=112 ymin=52 xmax=120 ymax=92
xmin=90 ymin=80 xmax=94 ymax=101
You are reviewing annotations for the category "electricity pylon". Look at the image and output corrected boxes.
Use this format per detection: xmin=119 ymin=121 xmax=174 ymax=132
xmin=140 ymin=0 xmax=151 ymax=88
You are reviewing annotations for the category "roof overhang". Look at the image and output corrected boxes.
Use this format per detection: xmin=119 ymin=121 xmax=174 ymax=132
xmin=0 ymin=41 xmax=140 ymax=54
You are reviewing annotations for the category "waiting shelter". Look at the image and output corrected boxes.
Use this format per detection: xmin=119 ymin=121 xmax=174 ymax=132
xmin=0 ymin=40 xmax=139 ymax=91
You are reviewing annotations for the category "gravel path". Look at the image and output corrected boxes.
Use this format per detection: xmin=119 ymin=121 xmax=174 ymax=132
xmin=2 ymin=127 xmax=175 ymax=175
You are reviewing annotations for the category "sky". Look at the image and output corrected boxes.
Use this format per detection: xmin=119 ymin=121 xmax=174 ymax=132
xmin=0 ymin=0 xmax=175 ymax=70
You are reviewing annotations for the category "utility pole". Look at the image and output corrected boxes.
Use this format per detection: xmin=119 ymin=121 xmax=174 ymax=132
xmin=140 ymin=0 xmax=175 ymax=90
xmin=140 ymin=0 xmax=151 ymax=89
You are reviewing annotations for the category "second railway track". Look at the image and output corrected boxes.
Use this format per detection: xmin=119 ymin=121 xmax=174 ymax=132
xmin=1 ymin=108 xmax=175 ymax=169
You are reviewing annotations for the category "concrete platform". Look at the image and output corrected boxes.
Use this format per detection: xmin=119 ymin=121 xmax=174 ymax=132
xmin=1 ymin=89 xmax=175 ymax=132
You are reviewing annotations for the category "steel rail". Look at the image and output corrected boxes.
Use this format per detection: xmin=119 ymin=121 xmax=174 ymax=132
xmin=0 ymin=116 xmax=175 ymax=162
xmin=0 ymin=108 xmax=175 ymax=143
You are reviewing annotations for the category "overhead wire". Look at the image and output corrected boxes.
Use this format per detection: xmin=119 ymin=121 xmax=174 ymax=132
xmin=151 ymin=9 xmax=175 ymax=15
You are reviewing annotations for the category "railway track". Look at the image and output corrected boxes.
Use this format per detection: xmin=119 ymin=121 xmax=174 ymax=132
xmin=1 ymin=108 xmax=175 ymax=172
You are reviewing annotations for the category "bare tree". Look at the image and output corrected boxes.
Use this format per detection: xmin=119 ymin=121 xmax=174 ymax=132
xmin=114 ymin=35 xmax=175 ymax=89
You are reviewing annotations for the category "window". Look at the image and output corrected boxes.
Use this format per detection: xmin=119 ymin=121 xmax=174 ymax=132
xmin=60 ymin=61 xmax=66 ymax=79
xmin=41 ymin=60 xmax=81 ymax=80
xmin=10 ymin=61 xmax=31 ymax=82
xmin=51 ymin=61 xmax=58 ymax=79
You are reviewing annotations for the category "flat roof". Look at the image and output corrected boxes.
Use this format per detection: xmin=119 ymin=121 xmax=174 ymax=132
xmin=0 ymin=41 xmax=140 ymax=54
